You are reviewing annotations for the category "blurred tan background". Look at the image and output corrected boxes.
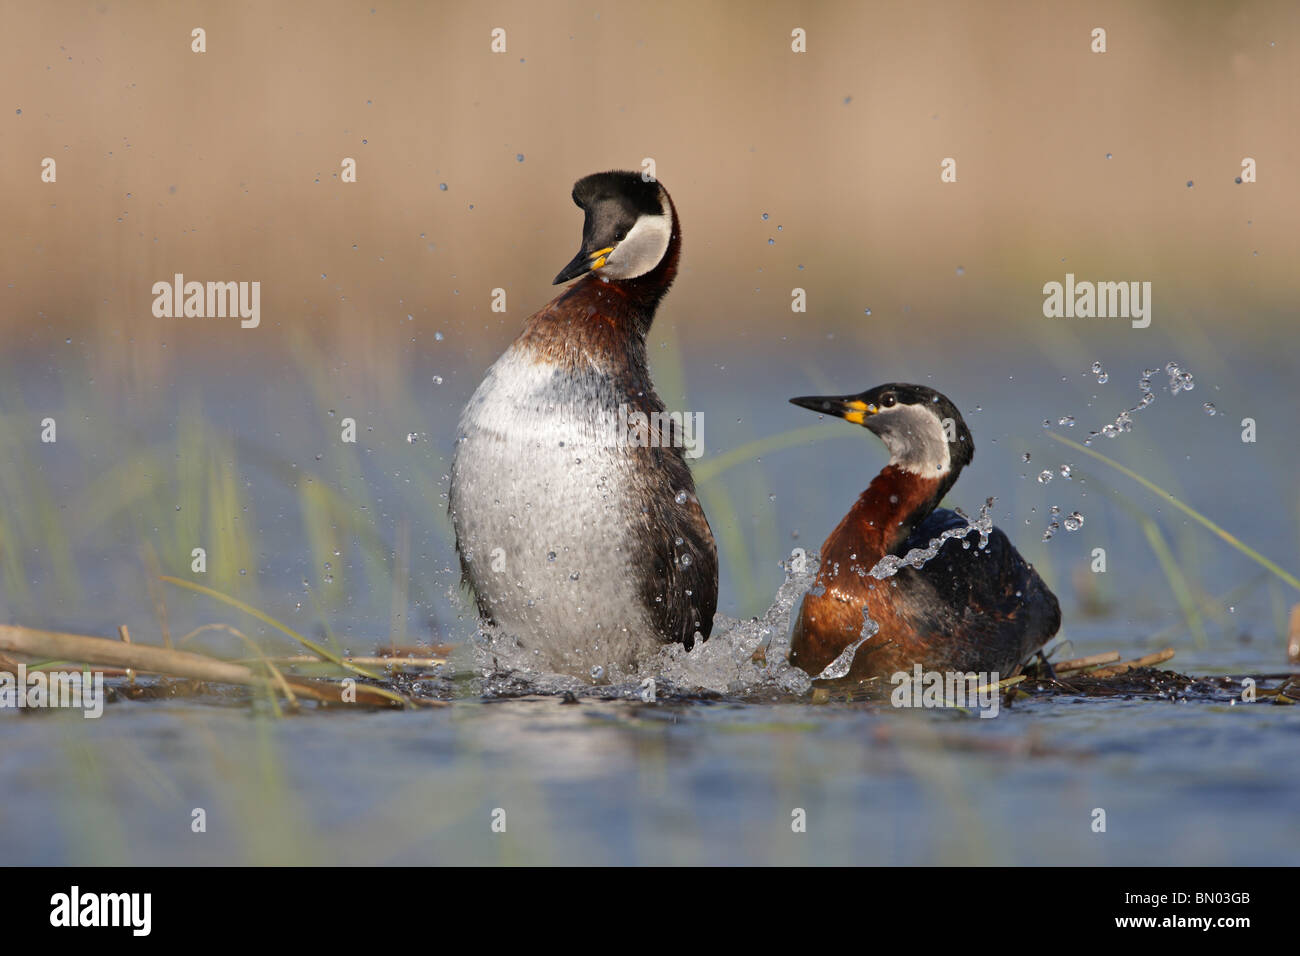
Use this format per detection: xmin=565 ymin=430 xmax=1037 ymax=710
xmin=3 ymin=0 xmax=1296 ymax=376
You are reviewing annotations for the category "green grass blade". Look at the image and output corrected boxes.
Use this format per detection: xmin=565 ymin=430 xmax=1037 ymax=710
xmin=1138 ymin=517 xmax=1208 ymax=648
xmin=160 ymin=575 xmax=381 ymax=679
xmin=1048 ymin=433 xmax=1300 ymax=592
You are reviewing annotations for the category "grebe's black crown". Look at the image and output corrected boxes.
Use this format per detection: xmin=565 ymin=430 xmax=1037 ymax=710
xmin=554 ymin=171 xmax=673 ymax=285
xmin=571 ymin=171 xmax=664 ymax=217
xmin=789 ymin=382 xmax=974 ymax=475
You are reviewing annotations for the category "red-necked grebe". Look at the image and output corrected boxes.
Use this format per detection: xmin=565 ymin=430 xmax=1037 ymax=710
xmin=788 ymin=383 xmax=1060 ymax=682
xmin=449 ymin=172 xmax=717 ymax=676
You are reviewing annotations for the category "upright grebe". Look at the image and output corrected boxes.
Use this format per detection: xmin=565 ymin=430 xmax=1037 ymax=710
xmin=449 ymin=172 xmax=717 ymax=676
xmin=787 ymin=384 xmax=1060 ymax=682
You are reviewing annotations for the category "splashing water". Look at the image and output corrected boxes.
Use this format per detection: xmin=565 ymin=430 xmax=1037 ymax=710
xmin=470 ymin=550 xmax=819 ymax=698
xmin=1166 ymin=361 xmax=1195 ymax=395
xmin=816 ymin=498 xmax=996 ymax=679
xmin=865 ymin=498 xmax=994 ymax=581
xmin=1042 ymin=504 xmax=1062 ymax=542
xmin=653 ymin=554 xmax=819 ymax=695
xmin=471 ymin=500 xmax=999 ymax=696
xmin=816 ymin=611 xmax=879 ymax=680
xmin=1049 ymin=361 xmax=1199 ymax=449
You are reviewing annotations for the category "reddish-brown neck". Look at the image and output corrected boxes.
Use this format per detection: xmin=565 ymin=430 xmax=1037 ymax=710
xmin=521 ymin=195 xmax=681 ymax=362
xmin=818 ymin=465 xmax=948 ymax=572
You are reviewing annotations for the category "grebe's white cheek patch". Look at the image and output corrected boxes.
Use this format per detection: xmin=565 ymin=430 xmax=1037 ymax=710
xmin=601 ymin=209 xmax=672 ymax=279
xmin=873 ymin=405 xmax=952 ymax=476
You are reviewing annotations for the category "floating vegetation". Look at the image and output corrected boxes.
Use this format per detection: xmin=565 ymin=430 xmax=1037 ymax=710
xmin=3 ymin=616 xmax=1296 ymax=717
xmin=0 ymin=623 xmax=446 ymax=712
xmin=795 ymin=644 xmax=1297 ymax=709
xmin=1019 ymin=667 xmax=1298 ymax=706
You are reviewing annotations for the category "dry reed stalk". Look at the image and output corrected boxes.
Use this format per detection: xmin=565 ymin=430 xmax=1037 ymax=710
xmin=1087 ymin=647 xmax=1176 ymax=678
xmin=1052 ymin=651 xmax=1122 ymax=675
xmin=0 ymin=624 xmax=429 ymax=708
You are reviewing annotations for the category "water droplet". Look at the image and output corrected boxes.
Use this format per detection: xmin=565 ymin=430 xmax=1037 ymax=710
xmin=1203 ymin=402 xmax=1217 ymax=415
xmin=1059 ymin=464 xmax=1072 ymax=479
xmin=679 ymin=553 xmax=693 ymax=567
xmin=674 ymin=491 xmax=688 ymax=505
xmin=590 ymin=665 xmax=604 ymax=680
xmin=547 ymin=551 xmax=556 ymax=561
xmin=1064 ymin=512 xmax=1084 ymax=532
xmin=516 ymin=153 xmax=524 ymax=162
xmin=1058 ymin=416 xmax=1075 ymax=427
xmin=1105 ymin=152 xmax=1112 ymax=159
xmin=406 ymin=432 xmax=419 ymax=443
xmin=1037 ymin=470 xmax=1054 ymax=484
xmin=1186 ymin=180 xmax=1194 ymax=188
xmin=439 ymin=183 xmax=448 ymax=191
xmin=761 ymin=213 xmax=769 ymax=220
xmin=1022 ymin=453 xmax=1031 ymax=463
xmin=432 ymin=375 xmax=443 ymax=385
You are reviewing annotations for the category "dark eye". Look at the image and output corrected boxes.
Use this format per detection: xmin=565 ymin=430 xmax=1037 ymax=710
xmin=880 ymin=392 xmax=896 ymax=408
xmin=614 ymin=229 xmax=627 ymax=241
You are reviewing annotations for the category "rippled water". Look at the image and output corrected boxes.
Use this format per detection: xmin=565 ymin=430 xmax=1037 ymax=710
xmin=3 ymin=557 xmax=1296 ymax=866
xmin=2 ymin=630 xmax=1294 ymax=866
